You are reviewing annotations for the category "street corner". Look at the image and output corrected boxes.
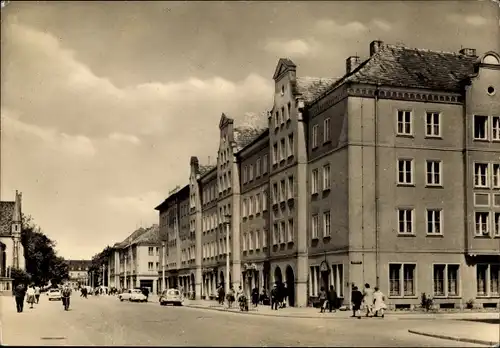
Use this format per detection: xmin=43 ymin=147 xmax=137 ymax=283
xmin=408 ymin=329 xmax=498 ymax=347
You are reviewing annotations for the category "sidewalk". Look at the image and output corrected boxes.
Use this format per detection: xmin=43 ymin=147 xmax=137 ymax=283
xmin=179 ymin=299 xmax=500 ymax=321
xmin=408 ymin=319 xmax=500 ymax=346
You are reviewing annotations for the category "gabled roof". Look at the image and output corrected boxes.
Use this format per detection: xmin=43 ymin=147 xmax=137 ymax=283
xmin=132 ymin=224 xmax=160 ymax=246
xmin=293 ymin=77 xmax=339 ymax=102
xmin=312 ymin=43 xmax=477 ymax=105
xmin=273 ymin=58 xmax=297 ymax=80
xmin=0 ymin=202 xmax=15 ymax=237
xmin=233 ymin=126 xmax=266 ymax=152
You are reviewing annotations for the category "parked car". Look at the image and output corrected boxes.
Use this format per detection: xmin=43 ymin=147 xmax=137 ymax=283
xmin=118 ymin=289 xmax=147 ymax=302
xmin=159 ymin=289 xmax=183 ymax=306
xmin=47 ymin=288 xmax=62 ymax=301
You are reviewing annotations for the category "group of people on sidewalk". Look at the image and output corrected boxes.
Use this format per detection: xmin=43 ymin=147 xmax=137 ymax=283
xmin=351 ymin=283 xmax=387 ymax=319
xmin=13 ymin=283 xmax=41 ymax=313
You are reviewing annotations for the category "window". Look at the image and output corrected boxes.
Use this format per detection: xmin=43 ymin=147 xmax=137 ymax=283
xmin=331 ymin=264 xmax=344 ymax=297
xmin=148 ymin=262 xmax=154 ymax=271
xmin=311 ymin=169 xmax=319 ymax=194
xmin=493 ymin=164 xmax=499 ymax=188
xmin=323 ymin=164 xmax=331 ymax=190
xmin=242 ymin=233 xmax=247 ymax=251
xmin=324 ymin=118 xmax=331 ymax=142
xmin=287 ymin=102 xmax=291 ymax=121
xmin=493 ymin=116 xmax=500 ymax=141
xmin=398 ymin=209 xmax=414 ymax=234
xmin=249 ymin=165 xmax=254 ymax=181
xmin=263 ymin=155 xmax=268 ymax=173
xmin=426 ymin=160 xmax=442 ymax=186
xmin=426 ymin=112 xmax=441 ymax=137
xmin=389 ymin=263 xmax=416 ymax=297
xmin=272 ymin=144 xmax=278 ymax=165
xmin=156 ymin=247 xmax=159 ymax=255
xmin=255 ymin=230 xmax=260 ymax=249
xmin=256 ymin=158 xmax=261 ymax=177
xmin=262 ymin=191 xmax=268 ymax=211
xmin=279 ymin=221 xmax=286 ymax=243
xmin=280 ymin=138 xmax=286 ymax=160
xmin=249 ymin=196 xmax=254 ymax=216
xmin=475 ymin=212 xmax=490 ymax=236
xmin=495 ymin=213 xmax=500 ymax=237
xmin=312 ymin=125 xmax=319 ymax=148
xmin=397 ymin=110 xmax=412 ymax=135
xmin=273 ymin=223 xmax=278 ymax=245
xmin=281 ymin=106 xmax=285 ymax=124
xmin=256 ymin=193 xmax=261 ymax=213
xmin=248 ymin=231 xmax=253 ymax=250
xmin=287 ymin=176 xmax=294 ymax=199
xmin=148 ymin=247 xmax=154 ymax=256
xmin=475 ymin=264 xmax=499 ymax=296
xmin=398 ymin=159 xmax=413 ymax=185
xmin=280 ymin=180 xmax=286 ymax=202
xmin=474 ymin=115 xmax=488 ymax=140
xmin=477 ymin=264 xmax=487 ymax=296
xmin=262 ymin=229 xmax=267 ymax=248
xmin=433 ymin=264 xmax=459 ymax=297
xmin=323 ymin=211 xmax=331 ymax=237
xmin=272 ymin=183 xmax=278 ymax=204
xmin=312 ymin=214 xmax=319 ymax=239
xmin=474 ymin=163 xmax=489 ymax=187
xmin=287 ymin=134 xmax=294 ymax=158
xmin=287 ymin=219 xmax=293 ymax=242
xmin=242 ymin=199 xmax=247 ymax=218
xmin=427 ymin=209 xmax=442 ymax=234
xmin=274 ymin=112 xmax=279 ymax=129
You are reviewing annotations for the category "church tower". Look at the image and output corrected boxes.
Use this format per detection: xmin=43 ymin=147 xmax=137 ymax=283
xmin=11 ymin=191 xmax=22 ymax=270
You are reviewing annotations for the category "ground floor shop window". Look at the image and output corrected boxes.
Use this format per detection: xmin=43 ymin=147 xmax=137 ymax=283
xmin=389 ymin=263 xmax=416 ymax=297
xmin=433 ymin=264 xmax=459 ymax=297
xmin=477 ymin=264 xmax=500 ymax=297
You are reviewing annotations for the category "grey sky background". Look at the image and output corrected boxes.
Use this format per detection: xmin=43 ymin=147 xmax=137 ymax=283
xmin=1 ymin=1 xmax=499 ymax=259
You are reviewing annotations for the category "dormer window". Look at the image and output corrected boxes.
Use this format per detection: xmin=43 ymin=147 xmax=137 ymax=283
xmin=483 ymin=54 xmax=499 ymax=65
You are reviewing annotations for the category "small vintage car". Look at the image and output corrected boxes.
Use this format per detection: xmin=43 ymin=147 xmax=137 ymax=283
xmin=118 ymin=289 xmax=148 ymax=302
xmin=159 ymin=289 xmax=183 ymax=306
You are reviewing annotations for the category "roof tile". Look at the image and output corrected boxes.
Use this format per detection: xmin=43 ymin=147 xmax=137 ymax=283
xmin=294 ymin=77 xmax=339 ymax=102
xmin=0 ymin=201 xmax=14 ymax=237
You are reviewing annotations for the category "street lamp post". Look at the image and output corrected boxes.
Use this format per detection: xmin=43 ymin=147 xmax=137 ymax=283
xmin=161 ymin=241 xmax=166 ymax=292
xmin=124 ymin=254 xmax=128 ymax=290
xmin=223 ymin=214 xmax=231 ymax=295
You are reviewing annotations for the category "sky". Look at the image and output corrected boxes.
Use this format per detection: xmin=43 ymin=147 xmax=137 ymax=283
xmin=1 ymin=1 xmax=499 ymax=260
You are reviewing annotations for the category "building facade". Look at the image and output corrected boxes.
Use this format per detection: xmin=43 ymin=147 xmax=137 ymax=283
xmin=108 ymin=225 xmax=160 ymax=294
xmin=155 ymin=40 xmax=500 ymax=309
xmin=66 ymin=260 xmax=91 ymax=288
xmin=0 ymin=190 xmax=26 ymax=295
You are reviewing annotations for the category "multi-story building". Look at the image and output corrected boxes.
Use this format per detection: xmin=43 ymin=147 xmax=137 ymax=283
xmin=155 ymin=40 xmax=500 ymax=309
xmin=66 ymin=260 xmax=91 ymax=288
xmin=0 ymin=190 xmax=26 ymax=295
xmin=108 ymin=225 xmax=160 ymax=293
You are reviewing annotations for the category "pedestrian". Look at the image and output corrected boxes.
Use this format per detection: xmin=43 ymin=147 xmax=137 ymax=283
xmin=14 ymin=283 xmax=26 ymax=313
xmin=327 ymin=285 xmax=338 ymax=313
xmin=318 ymin=286 xmax=328 ymax=313
xmin=226 ymin=286 xmax=235 ymax=308
xmin=251 ymin=287 xmax=259 ymax=307
xmin=373 ymin=287 xmax=386 ymax=318
xmin=34 ymin=285 xmax=41 ymax=304
xmin=61 ymin=285 xmax=72 ymax=310
xmin=270 ymin=284 xmax=279 ymax=310
xmin=217 ymin=284 xmax=225 ymax=305
xmin=259 ymin=287 xmax=268 ymax=305
xmin=363 ymin=283 xmax=375 ymax=317
xmin=26 ymin=285 xmax=36 ymax=309
xmin=351 ymin=286 xmax=363 ymax=319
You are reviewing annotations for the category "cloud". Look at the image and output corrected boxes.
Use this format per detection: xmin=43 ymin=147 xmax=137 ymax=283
xmin=1 ymin=20 xmax=274 ymax=259
xmin=263 ymin=38 xmax=316 ymax=56
xmin=314 ymin=19 xmax=368 ymax=35
xmin=108 ymin=132 xmax=141 ymax=145
xmin=371 ymin=19 xmax=392 ymax=32
xmin=2 ymin=110 xmax=96 ymax=158
xmin=447 ymin=13 xmax=488 ymax=26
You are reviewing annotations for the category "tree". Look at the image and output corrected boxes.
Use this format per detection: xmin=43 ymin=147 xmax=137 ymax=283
xmin=89 ymin=246 xmax=113 ymax=286
xmin=20 ymin=214 xmax=69 ymax=286
xmin=10 ymin=267 xmax=31 ymax=287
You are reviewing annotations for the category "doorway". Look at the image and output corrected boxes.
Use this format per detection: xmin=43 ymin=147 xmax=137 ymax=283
xmin=285 ymin=265 xmax=295 ymax=307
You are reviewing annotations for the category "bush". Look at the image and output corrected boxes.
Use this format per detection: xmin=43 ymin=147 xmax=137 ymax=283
xmin=466 ymin=299 xmax=475 ymax=309
xmin=421 ymin=292 xmax=434 ymax=311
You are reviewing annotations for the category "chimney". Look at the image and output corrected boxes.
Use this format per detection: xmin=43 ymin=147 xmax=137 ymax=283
xmin=370 ymin=40 xmax=384 ymax=56
xmin=346 ymin=56 xmax=361 ymax=74
xmin=459 ymin=48 xmax=477 ymax=57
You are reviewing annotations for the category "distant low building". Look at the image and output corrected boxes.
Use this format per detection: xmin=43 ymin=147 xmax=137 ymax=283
xmin=0 ymin=190 xmax=26 ymax=295
xmin=66 ymin=260 xmax=91 ymax=288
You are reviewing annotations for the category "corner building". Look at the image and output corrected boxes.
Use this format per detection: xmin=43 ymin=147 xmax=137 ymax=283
xmin=156 ymin=39 xmax=500 ymax=309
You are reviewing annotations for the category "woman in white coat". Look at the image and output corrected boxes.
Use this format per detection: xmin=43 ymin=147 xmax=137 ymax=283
xmin=373 ymin=287 xmax=386 ymax=318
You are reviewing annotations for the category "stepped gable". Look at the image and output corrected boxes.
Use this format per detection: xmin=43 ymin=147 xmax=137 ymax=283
xmin=0 ymin=202 xmax=15 ymax=236
xmin=294 ymin=77 xmax=339 ymax=102
xmin=314 ymin=43 xmax=477 ymax=104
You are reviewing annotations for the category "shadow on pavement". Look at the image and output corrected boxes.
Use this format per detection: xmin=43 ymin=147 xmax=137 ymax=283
xmin=459 ymin=318 xmax=500 ymax=325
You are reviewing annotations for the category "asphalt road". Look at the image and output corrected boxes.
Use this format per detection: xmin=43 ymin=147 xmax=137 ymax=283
xmin=0 ymin=294 xmax=489 ymax=346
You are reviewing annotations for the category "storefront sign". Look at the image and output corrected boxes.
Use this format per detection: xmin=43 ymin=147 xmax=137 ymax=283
xmin=350 ymin=261 xmax=362 ymax=265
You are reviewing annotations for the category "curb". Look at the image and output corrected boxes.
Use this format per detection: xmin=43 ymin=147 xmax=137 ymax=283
xmin=408 ymin=329 xmax=498 ymax=346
